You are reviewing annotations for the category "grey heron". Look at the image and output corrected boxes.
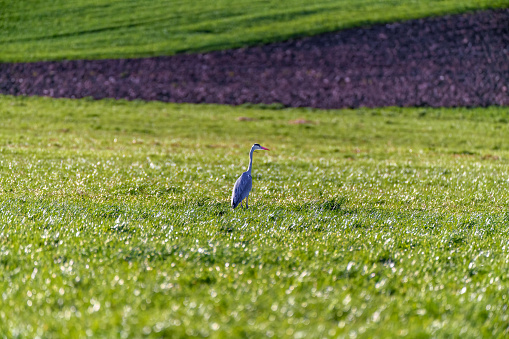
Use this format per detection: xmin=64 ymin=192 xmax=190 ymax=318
xmin=231 ymin=143 xmax=269 ymax=209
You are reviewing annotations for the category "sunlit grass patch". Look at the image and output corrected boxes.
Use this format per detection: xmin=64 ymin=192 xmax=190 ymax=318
xmin=1 ymin=0 xmax=508 ymax=62
xmin=0 ymin=95 xmax=509 ymax=337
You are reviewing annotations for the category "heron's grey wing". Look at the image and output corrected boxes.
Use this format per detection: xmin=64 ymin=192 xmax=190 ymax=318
xmin=231 ymin=172 xmax=252 ymax=208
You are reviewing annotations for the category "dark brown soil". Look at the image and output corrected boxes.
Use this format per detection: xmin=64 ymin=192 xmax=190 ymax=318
xmin=1 ymin=9 xmax=508 ymax=109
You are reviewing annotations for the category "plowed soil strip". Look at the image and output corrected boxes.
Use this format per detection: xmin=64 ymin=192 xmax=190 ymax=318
xmin=1 ymin=9 xmax=508 ymax=108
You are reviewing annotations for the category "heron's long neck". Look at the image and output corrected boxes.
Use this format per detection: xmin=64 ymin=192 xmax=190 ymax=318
xmin=246 ymin=148 xmax=254 ymax=174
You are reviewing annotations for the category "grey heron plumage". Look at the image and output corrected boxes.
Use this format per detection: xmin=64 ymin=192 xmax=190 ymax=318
xmin=231 ymin=143 xmax=269 ymax=209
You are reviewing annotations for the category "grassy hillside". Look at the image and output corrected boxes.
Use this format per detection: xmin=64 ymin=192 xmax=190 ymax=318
xmin=1 ymin=95 xmax=509 ymax=337
xmin=1 ymin=0 xmax=508 ymax=62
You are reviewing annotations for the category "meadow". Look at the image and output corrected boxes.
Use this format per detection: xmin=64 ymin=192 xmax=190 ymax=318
xmin=1 ymin=0 xmax=509 ymax=62
xmin=0 ymin=95 xmax=508 ymax=337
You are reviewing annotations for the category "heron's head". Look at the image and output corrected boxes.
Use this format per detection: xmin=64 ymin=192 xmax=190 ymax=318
xmin=252 ymin=143 xmax=269 ymax=151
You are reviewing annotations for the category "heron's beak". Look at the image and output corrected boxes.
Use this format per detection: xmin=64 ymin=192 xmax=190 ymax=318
xmin=261 ymin=146 xmax=270 ymax=151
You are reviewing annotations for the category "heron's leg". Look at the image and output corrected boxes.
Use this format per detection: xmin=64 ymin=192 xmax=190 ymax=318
xmin=246 ymin=196 xmax=249 ymax=209
xmin=240 ymin=201 xmax=243 ymax=209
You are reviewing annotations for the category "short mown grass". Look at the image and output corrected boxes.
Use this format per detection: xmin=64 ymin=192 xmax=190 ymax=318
xmin=1 ymin=95 xmax=509 ymax=337
xmin=1 ymin=0 xmax=508 ymax=62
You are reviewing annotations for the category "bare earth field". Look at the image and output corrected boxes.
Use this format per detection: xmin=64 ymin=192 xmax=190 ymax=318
xmin=1 ymin=9 xmax=508 ymax=108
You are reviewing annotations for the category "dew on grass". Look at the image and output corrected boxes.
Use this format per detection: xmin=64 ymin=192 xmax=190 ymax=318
xmin=2 ymin=98 xmax=509 ymax=336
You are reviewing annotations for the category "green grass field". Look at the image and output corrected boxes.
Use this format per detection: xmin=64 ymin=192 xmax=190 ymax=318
xmin=1 ymin=0 xmax=509 ymax=62
xmin=1 ymin=95 xmax=509 ymax=337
